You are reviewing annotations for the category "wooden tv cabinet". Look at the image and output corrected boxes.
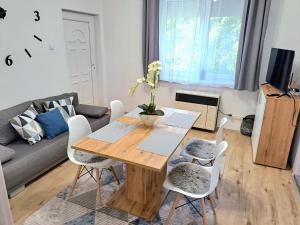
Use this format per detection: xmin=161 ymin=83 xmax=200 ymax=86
xmin=251 ymin=84 xmax=300 ymax=169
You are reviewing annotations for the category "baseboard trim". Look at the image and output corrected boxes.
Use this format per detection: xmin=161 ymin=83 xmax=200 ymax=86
xmin=8 ymin=185 xmax=25 ymax=198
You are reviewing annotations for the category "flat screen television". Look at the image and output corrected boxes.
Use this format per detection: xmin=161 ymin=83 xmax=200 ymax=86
xmin=266 ymin=48 xmax=295 ymax=93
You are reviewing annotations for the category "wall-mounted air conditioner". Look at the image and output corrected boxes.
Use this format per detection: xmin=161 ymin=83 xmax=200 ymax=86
xmin=175 ymin=90 xmax=220 ymax=131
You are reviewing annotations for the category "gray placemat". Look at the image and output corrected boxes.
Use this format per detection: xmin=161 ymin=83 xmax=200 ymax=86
xmin=124 ymin=107 xmax=142 ymax=119
xmin=161 ymin=112 xmax=199 ymax=129
xmin=138 ymin=129 xmax=186 ymax=157
xmin=88 ymin=121 xmax=136 ymax=143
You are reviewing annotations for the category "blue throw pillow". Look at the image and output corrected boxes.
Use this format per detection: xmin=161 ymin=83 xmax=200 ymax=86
xmin=36 ymin=108 xmax=68 ymax=139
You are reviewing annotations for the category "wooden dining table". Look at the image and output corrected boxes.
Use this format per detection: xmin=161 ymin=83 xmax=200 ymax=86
xmin=72 ymin=107 xmax=200 ymax=220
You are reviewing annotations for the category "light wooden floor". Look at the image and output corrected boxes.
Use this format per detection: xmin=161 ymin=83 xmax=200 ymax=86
xmin=9 ymin=129 xmax=300 ymax=225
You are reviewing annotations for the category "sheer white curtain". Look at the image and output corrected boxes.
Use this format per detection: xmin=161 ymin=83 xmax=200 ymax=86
xmin=159 ymin=0 xmax=244 ymax=87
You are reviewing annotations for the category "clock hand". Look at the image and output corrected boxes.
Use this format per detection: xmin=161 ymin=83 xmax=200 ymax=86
xmin=34 ymin=35 xmax=42 ymax=42
xmin=25 ymin=49 xmax=32 ymax=58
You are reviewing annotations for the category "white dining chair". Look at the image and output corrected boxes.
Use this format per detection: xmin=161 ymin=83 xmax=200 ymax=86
xmin=67 ymin=115 xmax=120 ymax=204
xmin=164 ymin=141 xmax=228 ymax=225
xmin=110 ymin=100 xmax=125 ymax=122
xmin=181 ymin=117 xmax=228 ymax=166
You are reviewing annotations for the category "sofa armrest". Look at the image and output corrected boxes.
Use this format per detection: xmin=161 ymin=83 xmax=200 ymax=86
xmin=75 ymin=104 xmax=108 ymax=118
xmin=0 ymin=145 xmax=15 ymax=164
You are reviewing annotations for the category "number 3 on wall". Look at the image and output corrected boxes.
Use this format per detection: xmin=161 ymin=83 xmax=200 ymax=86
xmin=34 ymin=11 xmax=40 ymax=21
xmin=5 ymin=55 xmax=13 ymax=66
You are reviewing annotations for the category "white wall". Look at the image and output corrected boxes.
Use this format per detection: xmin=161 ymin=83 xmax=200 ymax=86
xmin=0 ymin=0 xmax=70 ymax=110
xmin=0 ymin=0 xmax=106 ymax=110
xmin=260 ymin=0 xmax=300 ymax=84
xmin=61 ymin=0 xmax=101 ymax=15
xmin=100 ymin=0 xmax=258 ymax=130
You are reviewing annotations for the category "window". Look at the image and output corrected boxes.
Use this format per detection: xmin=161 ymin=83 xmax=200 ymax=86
xmin=159 ymin=0 xmax=244 ymax=87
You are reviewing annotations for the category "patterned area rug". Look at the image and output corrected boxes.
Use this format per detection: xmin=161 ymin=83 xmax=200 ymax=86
xmin=23 ymin=158 xmax=220 ymax=225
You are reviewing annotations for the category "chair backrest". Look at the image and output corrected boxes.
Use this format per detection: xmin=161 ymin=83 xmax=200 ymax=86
xmin=67 ymin=115 xmax=92 ymax=162
xmin=110 ymin=100 xmax=125 ymax=122
xmin=216 ymin=117 xmax=228 ymax=145
xmin=209 ymin=141 xmax=228 ymax=194
xmin=214 ymin=140 xmax=229 ymax=161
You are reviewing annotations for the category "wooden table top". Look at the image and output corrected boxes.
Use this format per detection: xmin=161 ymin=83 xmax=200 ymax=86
xmin=72 ymin=107 xmax=200 ymax=172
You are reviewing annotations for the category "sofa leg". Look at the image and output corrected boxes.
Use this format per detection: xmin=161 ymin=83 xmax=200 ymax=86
xmin=8 ymin=185 xmax=26 ymax=198
xmin=69 ymin=165 xmax=82 ymax=198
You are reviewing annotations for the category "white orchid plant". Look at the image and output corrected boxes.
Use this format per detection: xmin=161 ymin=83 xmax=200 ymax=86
xmin=129 ymin=61 xmax=164 ymax=116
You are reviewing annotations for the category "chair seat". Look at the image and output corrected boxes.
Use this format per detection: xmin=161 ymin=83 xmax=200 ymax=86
xmin=164 ymin=162 xmax=211 ymax=198
xmin=182 ymin=139 xmax=216 ymax=161
xmin=74 ymin=150 xmax=108 ymax=164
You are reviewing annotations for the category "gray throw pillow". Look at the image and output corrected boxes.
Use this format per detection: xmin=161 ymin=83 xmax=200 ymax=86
xmin=43 ymin=97 xmax=76 ymax=121
xmin=75 ymin=104 xmax=108 ymax=118
xmin=0 ymin=101 xmax=32 ymax=145
xmin=10 ymin=105 xmax=45 ymax=145
xmin=0 ymin=145 xmax=15 ymax=164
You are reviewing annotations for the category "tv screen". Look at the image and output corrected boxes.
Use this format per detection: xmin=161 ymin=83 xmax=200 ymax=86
xmin=266 ymin=48 xmax=295 ymax=92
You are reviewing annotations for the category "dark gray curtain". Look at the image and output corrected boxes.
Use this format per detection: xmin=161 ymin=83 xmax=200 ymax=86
xmin=143 ymin=0 xmax=160 ymax=75
xmin=234 ymin=0 xmax=271 ymax=91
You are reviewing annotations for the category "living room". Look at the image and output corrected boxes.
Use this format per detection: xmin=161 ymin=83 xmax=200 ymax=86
xmin=0 ymin=0 xmax=300 ymax=225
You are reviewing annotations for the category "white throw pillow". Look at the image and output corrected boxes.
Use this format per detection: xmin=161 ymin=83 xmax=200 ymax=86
xmin=10 ymin=105 xmax=44 ymax=145
xmin=44 ymin=97 xmax=76 ymax=121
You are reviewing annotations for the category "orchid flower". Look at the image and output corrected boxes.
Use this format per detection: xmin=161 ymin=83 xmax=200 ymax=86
xmin=128 ymin=61 xmax=164 ymax=116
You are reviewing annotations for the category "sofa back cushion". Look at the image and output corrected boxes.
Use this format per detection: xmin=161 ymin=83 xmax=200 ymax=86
xmin=32 ymin=93 xmax=79 ymax=113
xmin=44 ymin=97 xmax=76 ymax=121
xmin=0 ymin=101 xmax=32 ymax=145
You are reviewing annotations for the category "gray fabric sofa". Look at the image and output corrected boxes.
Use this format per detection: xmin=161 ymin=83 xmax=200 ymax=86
xmin=0 ymin=93 xmax=110 ymax=196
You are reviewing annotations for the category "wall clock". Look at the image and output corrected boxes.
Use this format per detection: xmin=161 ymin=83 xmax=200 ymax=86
xmin=0 ymin=6 xmax=43 ymax=67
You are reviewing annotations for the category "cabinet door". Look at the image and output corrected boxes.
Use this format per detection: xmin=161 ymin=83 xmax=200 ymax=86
xmin=251 ymin=90 xmax=266 ymax=161
xmin=206 ymin=106 xmax=218 ymax=131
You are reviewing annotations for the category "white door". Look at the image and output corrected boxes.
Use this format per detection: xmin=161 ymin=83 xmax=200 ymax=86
xmin=63 ymin=11 xmax=97 ymax=105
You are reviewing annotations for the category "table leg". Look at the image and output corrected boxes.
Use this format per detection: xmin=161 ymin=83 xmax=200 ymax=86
xmin=108 ymin=163 xmax=167 ymax=220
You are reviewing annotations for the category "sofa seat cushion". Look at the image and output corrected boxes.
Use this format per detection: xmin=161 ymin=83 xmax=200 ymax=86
xmin=0 ymin=101 xmax=33 ymax=145
xmin=75 ymin=104 xmax=108 ymax=118
xmin=86 ymin=114 xmax=110 ymax=132
xmin=10 ymin=105 xmax=44 ymax=145
xmin=0 ymin=145 xmax=15 ymax=164
xmin=2 ymin=132 xmax=69 ymax=191
xmin=3 ymin=114 xmax=110 ymax=193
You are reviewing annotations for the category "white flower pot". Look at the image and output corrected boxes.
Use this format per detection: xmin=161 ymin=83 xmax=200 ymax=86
xmin=139 ymin=114 xmax=159 ymax=126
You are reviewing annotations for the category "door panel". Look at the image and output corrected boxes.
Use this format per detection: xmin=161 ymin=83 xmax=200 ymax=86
xmin=63 ymin=16 xmax=95 ymax=105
